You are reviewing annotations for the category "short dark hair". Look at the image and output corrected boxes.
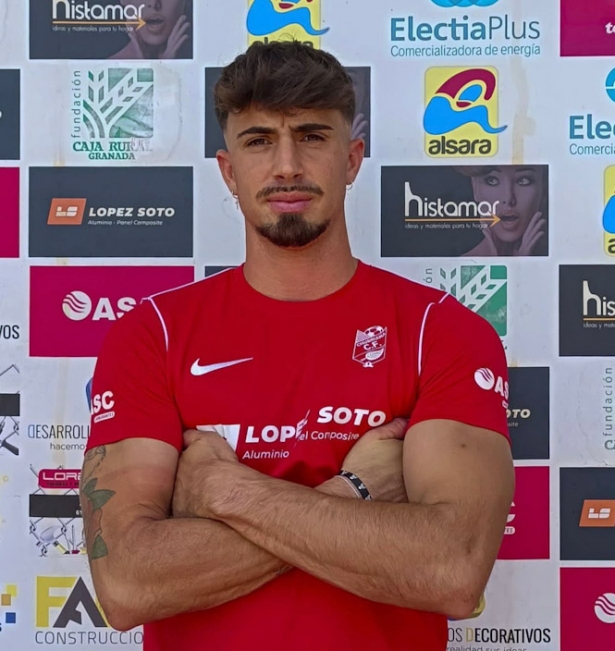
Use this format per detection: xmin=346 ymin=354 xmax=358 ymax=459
xmin=214 ymin=41 xmax=355 ymax=131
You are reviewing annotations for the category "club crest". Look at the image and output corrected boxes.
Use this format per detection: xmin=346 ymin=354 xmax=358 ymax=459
xmin=353 ymin=325 xmax=387 ymax=368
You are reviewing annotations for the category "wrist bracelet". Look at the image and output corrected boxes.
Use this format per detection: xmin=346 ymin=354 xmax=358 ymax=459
xmin=337 ymin=470 xmax=372 ymax=501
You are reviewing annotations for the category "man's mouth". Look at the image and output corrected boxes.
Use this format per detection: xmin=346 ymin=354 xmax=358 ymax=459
xmin=267 ymin=193 xmax=314 ymax=213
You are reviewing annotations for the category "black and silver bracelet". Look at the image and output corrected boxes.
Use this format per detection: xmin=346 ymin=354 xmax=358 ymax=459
xmin=337 ymin=470 xmax=372 ymax=501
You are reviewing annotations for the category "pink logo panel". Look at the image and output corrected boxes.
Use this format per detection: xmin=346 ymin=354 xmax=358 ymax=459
xmin=561 ymin=568 xmax=615 ymax=650
xmin=498 ymin=466 xmax=550 ymax=560
xmin=30 ymin=266 xmax=194 ymax=357
xmin=561 ymin=0 xmax=615 ymax=57
xmin=0 ymin=168 xmax=19 ymax=258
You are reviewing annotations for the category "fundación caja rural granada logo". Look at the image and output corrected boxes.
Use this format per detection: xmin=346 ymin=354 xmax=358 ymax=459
xmin=70 ymin=68 xmax=154 ymax=161
xmin=247 ymin=0 xmax=328 ymax=48
xmin=427 ymin=265 xmax=507 ymax=336
xmin=424 ymin=67 xmax=506 ymax=157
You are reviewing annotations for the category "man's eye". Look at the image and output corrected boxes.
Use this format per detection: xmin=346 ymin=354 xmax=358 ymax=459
xmin=247 ymin=138 xmax=269 ymax=147
xmin=304 ymin=133 xmax=325 ymax=142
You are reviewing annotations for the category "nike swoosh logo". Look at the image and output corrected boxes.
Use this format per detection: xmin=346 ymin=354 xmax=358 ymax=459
xmin=190 ymin=357 xmax=253 ymax=377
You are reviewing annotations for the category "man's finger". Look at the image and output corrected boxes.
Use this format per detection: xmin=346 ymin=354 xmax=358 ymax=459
xmin=183 ymin=429 xmax=218 ymax=447
xmin=368 ymin=418 xmax=408 ymax=440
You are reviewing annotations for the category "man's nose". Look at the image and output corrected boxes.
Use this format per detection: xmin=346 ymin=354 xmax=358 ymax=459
xmin=272 ymin=137 xmax=304 ymax=181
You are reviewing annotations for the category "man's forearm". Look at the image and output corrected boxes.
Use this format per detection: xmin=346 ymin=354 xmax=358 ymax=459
xmin=212 ymin=468 xmax=479 ymax=617
xmin=98 ymin=477 xmax=354 ymax=630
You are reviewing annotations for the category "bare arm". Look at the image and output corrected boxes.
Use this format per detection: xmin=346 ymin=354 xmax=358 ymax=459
xmin=198 ymin=420 xmax=514 ymax=619
xmin=80 ymin=437 xmax=353 ymax=631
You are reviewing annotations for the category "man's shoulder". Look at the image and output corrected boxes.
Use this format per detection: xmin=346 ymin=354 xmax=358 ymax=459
xmin=144 ymin=267 xmax=235 ymax=315
xmin=364 ymin=263 xmax=449 ymax=312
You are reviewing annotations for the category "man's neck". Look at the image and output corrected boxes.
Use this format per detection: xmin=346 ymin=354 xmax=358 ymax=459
xmin=243 ymin=229 xmax=357 ymax=302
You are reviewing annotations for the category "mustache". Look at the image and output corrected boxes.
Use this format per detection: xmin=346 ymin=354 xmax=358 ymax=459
xmin=256 ymin=184 xmax=324 ymax=200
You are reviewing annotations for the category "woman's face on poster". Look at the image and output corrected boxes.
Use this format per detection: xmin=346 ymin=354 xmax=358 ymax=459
xmin=471 ymin=166 xmax=544 ymax=244
xmin=122 ymin=0 xmax=186 ymax=47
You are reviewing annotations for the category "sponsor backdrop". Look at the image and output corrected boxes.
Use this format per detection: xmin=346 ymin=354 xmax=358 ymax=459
xmin=0 ymin=0 xmax=612 ymax=649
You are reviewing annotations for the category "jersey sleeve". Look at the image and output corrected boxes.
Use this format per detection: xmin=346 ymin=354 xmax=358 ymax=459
xmin=408 ymin=295 xmax=510 ymax=440
xmin=86 ymin=300 xmax=183 ymax=452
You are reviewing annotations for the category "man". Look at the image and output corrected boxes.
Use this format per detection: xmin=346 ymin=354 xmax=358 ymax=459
xmin=81 ymin=41 xmax=514 ymax=651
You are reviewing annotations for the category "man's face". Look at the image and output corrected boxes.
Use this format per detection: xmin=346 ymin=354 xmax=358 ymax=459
xmin=217 ymin=106 xmax=364 ymax=249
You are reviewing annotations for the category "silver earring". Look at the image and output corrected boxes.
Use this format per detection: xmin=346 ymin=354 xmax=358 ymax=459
xmin=346 ymin=183 xmax=354 ymax=191
xmin=232 ymin=192 xmax=239 ymax=209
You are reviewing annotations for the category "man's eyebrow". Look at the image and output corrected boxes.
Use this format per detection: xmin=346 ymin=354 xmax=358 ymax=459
xmin=236 ymin=126 xmax=276 ymax=139
xmin=291 ymin=123 xmax=334 ymax=134
xmin=236 ymin=123 xmax=334 ymax=139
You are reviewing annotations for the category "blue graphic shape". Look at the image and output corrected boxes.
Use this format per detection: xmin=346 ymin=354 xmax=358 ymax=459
xmin=247 ymin=0 xmax=329 ymax=37
xmin=603 ymin=195 xmax=615 ymax=234
xmin=606 ymin=68 xmax=615 ymax=102
xmin=5 ymin=612 xmax=16 ymax=625
xmin=459 ymin=85 xmax=482 ymax=103
xmin=85 ymin=377 xmax=93 ymax=412
xmin=423 ymin=95 xmax=507 ymax=136
xmin=431 ymin=0 xmax=499 ymax=6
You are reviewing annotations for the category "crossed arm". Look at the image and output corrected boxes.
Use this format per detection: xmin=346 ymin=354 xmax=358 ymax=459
xmin=80 ymin=419 xmax=513 ymax=632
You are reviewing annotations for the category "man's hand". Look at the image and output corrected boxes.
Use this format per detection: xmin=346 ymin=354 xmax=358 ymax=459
xmin=172 ymin=430 xmax=240 ymax=519
xmin=340 ymin=418 xmax=408 ymax=503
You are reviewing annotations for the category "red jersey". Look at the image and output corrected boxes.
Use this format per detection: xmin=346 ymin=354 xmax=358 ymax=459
xmin=87 ymin=261 xmax=509 ymax=651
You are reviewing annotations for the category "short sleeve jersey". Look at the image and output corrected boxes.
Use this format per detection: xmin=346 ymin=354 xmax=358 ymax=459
xmin=87 ymin=262 xmax=509 ymax=651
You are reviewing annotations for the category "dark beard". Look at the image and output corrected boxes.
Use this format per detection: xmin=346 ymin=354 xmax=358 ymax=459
xmin=256 ymin=213 xmax=330 ymax=248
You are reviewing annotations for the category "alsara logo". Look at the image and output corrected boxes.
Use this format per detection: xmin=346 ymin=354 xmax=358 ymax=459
xmin=51 ymin=1 xmax=145 ymax=26
xmin=247 ymin=0 xmax=328 ymax=48
xmin=424 ymin=67 xmax=506 ymax=157
xmin=62 ymin=292 xmax=136 ymax=322
xmin=70 ymin=69 xmax=154 ymax=161
xmin=431 ymin=0 xmax=499 ymax=6
xmin=595 ymin=594 xmax=615 ymax=624
xmin=0 ymin=584 xmax=17 ymax=632
xmin=603 ymin=167 xmax=615 ymax=255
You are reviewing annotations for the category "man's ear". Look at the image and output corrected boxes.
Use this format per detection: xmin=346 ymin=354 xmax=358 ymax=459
xmin=346 ymin=136 xmax=365 ymax=185
xmin=216 ymin=149 xmax=237 ymax=195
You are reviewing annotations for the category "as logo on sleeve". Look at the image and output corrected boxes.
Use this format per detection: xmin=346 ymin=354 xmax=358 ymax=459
xmin=474 ymin=367 xmax=508 ymax=407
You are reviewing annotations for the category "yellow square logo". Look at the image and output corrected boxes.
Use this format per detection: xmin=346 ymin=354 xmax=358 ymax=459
xmin=424 ymin=67 xmax=506 ymax=158
xmin=247 ymin=0 xmax=328 ymax=48
xmin=603 ymin=166 xmax=615 ymax=256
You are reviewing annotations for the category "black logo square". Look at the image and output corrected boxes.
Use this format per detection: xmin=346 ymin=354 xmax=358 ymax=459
xmin=560 ymin=265 xmax=615 ymax=356
xmin=29 ymin=167 xmax=193 ymax=258
xmin=560 ymin=467 xmax=615 ymax=561
xmin=508 ymin=367 xmax=549 ymax=460
xmin=0 ymin=70 xmax=20 ymax=160
xmin=381 ymin=165 xmax=549 ymax=258
xmin=30 ymin=0 xmax=193 ymax=60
